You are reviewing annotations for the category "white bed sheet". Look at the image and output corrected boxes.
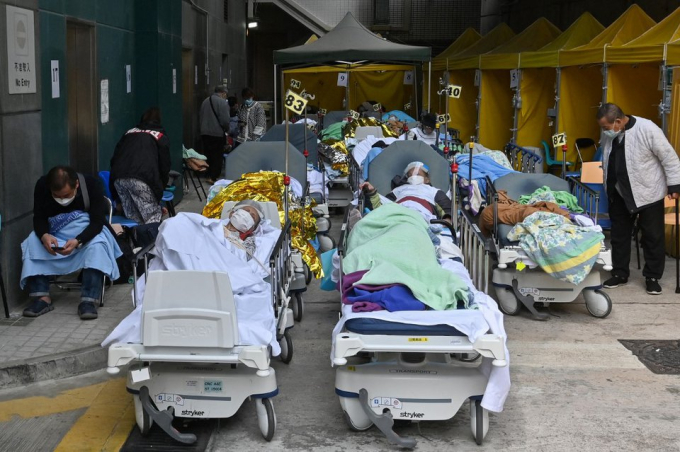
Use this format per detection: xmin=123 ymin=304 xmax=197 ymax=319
xmin=331 ymin=259 xmax=510 ymax=413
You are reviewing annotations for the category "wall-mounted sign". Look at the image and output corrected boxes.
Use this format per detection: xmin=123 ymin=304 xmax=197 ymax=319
xmin=7 ymin=5 xmax=36 ymax=94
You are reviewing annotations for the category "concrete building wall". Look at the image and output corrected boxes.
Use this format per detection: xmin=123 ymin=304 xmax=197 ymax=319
xmin=181 ymin=0 xmax=246 ymax=151
xmin=1 ymin=0 xmax=43 ymax=311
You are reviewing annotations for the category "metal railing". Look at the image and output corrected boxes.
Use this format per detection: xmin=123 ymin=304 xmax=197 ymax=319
xmin=567 ymin=176 xmax=600 ymax=225
xmin=505 ymin=142 xmax=543 ymax=173
xmin=458 ymin=208 xmax=490 ymax=294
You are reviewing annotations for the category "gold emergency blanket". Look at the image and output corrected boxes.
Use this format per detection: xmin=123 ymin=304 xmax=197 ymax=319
xmin=343 ymin=117 xmax=400 ymax=139
xmin=202 ymin=171 xmax=323 ymax=278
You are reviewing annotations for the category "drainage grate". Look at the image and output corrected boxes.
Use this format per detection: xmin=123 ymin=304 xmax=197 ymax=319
xmin=619 ymin=340 xmax=680 ymax=375
xmin=120 ymin=418 xmax=217 ymax=452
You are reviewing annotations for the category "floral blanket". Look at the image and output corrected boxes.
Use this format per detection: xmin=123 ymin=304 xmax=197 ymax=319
xmin=507 ymin=211 xmax=604 ymax=285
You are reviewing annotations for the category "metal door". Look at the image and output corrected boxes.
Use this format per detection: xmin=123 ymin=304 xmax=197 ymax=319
xmin=66 ymin=22 xmax=97 ymax=173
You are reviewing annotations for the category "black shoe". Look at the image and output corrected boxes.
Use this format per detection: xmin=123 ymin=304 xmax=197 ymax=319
xmin=78 ymin=301 xmax=98 ymax=320
xmin=23 ymin=298 xmax=54 ymax=317
xmin=603 ymin=275 xmax=628 ymax=289
xmin=645 ymin=278 xmax=662 ymax=295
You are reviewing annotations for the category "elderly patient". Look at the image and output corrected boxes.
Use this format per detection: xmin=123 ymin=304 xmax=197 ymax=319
xmin=360 ymin=161 xmax=460 ymax=261
xmin=102 ymin=199 xmax=282 ymax=354
xmin=361 ymin=161 xmax=452 ymax=222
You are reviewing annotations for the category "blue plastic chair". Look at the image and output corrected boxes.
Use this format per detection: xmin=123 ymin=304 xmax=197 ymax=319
xmin=98 ymin=171 xmax=140 ymax=227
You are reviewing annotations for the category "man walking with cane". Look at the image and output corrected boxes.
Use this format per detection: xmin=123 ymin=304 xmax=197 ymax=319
xmin=598 ymin=103 xmax=680 ymax=295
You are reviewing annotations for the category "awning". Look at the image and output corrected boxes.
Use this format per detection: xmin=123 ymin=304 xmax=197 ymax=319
xmin=606 ymin=7 xmax=680 ymax=64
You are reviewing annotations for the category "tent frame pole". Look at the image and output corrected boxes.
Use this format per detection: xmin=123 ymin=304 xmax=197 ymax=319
xmin=427 ymin=60 xmax=432 ymax=113
xmin=475 ymin=69 xmax=482 ymax=143
xmin=511 ymin=69 xmax=520 ymax=144
xmin=601 ymin=63 xmax=609 ymax=105
xmin=661 ymin=63 xmax=670 ymax=135
xmin=274 ymin=64 xmax=278 ymax=124
xmin=554 ymin=68 xmax=561 ymax=135
xmin=413 ymin=64 xmax=419 ymax=116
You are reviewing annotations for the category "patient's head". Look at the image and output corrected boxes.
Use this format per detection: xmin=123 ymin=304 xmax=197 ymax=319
xmin=226 ymin=200 xmax=264 ymax=235
xmin=404 ymin=161 xmax=430 ymax=186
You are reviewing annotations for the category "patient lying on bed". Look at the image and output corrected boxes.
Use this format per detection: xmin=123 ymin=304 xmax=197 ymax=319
xmin=102 ymin=200 xmax=282 ymax=355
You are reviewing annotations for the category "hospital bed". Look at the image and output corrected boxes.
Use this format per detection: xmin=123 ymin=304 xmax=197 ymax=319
xmin=106 ymin=252 xmax=291 ymax=443
xmin=487 ymin=172 xmax=613 ymax=319
xmin=260 ymin=124 xmax=334 ymax=252
xmin=333 ymin=142 xmax=508 ymax=448
xmin=225 ymin=141 xmax=309 ymax=320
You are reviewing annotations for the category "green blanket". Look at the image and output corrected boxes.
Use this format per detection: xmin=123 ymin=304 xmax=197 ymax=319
xmin=344 ymin=203 xmax=472 ymax=310
xmin=518 ymin=186 xmax=583 ymax=213
xmin=319 ymin=122 xmax=346 ymax=141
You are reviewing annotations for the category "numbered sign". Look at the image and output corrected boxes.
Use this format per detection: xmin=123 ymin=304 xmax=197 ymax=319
xmin=283 ymin=90 xmax=308 ymax=115
xmin=510 ymin=69 xmax=519 ymax=89
xmin=307 ymin=122 xmax=315 ymax=130
xmin=474 ymin=69 xmax=481 ymax=87
xmin=337 ymin=72 xmax=348 ymax=87
xmin=436 ymin=114 xmax=450 ymax=124
xmin=290 ymin=79 xmax=301 ymax=89
xmin=446 ymin=84 xmax=462 ymax=98
xmin=348 ymin=109 xmax=360 ymax=120
xmin=373 ymin=102 xmax=382 ymax=112
xmin=403 ymin=71 xmax=414 ymax=85
xmin=552 ymin=132 xmax=567 ymax=148
xmin=446 ymin=113 xmax=451 ymax=122
xmin=404 ymin=102 xmax=411 ymax=111
xmin=318 ymin=108 xmax=327 ymax=115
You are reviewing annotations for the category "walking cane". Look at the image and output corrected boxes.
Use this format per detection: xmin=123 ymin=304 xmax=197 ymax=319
xmin=675 ymin=197 xmax=679 ymax=293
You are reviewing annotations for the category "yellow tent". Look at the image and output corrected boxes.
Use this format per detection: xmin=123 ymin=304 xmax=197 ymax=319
xmin=425 ymin=28 xmax=481 ymax=111
xmin=283 ymin=64 xmax=416 ymax=115
xmin=555 ymin=5 xmax=656 ymax=163
xmin=439 ymin=24 xmax=515 ymax=142
xmin=477 ymin=19 xmax=561 ymax=150
xmin=515 ymin=13 xmax=604 ymax=152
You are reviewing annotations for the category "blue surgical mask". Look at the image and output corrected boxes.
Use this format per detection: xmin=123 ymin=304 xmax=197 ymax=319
xmin=244 ymin=99 xmax=254 ymax=107
xmin=603 ymin=128 xmax=621 ymax=140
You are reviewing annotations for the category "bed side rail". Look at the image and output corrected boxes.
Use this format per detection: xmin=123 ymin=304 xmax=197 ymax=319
xmin=567 ymin=176 xmax=599 ymax=224
xmin=348 ymin=153 xmax=362 ymax=192
xmin=269 ymin=220 xmax=293 ymax=312
xmin=505 ymin=142 xmax=542 ymax=173
xmin=484 ymin=175 xmax=500 ymax=248
xmin=458 ymin=208 xmax=490 ymax=294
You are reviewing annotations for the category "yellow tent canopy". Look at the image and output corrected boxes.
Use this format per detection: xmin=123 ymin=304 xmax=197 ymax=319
xmin=426 ymin=28 xmax=482 ymax=110
xmin=606 ymin=7 xmax=680 ymax=64
xmin=668 ymin=40 xmax=680 ymax=65
xmin=431 ymin=28 xmax=482 ymax=71
xmin=515 ymin=14 xmax=604 ymax=150
xmin=448 ymin=23 xmax=516 ymax=70
xmin=304 ymin=35 xmax=319 ymax=44
xmin=480 ymin=18 xmax=561 ymax=70
xmin=519 ymin=12 xmax=604 ymax=68
xmin=560 ymin=4 xmax=656 ymax=66
xmin=283 ymin=64 xmax=416 ymax=114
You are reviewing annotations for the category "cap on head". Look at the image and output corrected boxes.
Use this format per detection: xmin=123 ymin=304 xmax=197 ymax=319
xmin=233 ymin=199 xmax=265 ymax=225
xmin=404 ymin=161 xmax=430 ymax=176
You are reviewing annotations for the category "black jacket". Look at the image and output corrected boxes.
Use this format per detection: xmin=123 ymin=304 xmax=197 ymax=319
xmin=110 ymin=121 xmax=171 ymax=202
xmin=33 ymin=174 xmax=108 ymax=244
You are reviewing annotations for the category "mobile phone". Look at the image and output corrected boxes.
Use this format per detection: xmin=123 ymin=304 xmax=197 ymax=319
xmin=51 ymin=246 xmax=64 ymax=251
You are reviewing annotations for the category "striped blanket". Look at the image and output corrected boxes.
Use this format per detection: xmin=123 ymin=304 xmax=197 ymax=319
xmin=507 ymin=211 xmax=604 ymax=285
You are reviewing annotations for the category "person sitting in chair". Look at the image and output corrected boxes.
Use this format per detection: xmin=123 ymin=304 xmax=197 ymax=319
xmin=21 ymin=166 xmax=122 ymax=320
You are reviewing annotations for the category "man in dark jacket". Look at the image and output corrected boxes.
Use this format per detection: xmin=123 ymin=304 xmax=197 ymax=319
xmin=110 ymin=107 xmax=171 ymax=224
xmin=23 ymin=166 xmax=118 ymax=320
xmin=199 ymin=86 xmax=231 ymax=182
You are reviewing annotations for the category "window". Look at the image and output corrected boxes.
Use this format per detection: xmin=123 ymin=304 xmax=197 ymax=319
xmin=223 ymin=0 xmax=229 ymax=22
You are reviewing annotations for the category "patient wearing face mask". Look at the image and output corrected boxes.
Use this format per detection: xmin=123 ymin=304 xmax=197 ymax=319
xmin=223 ymin=200 xmax=264 ymax=260
xmin=360 ymin=161 xmax=452 ymax=223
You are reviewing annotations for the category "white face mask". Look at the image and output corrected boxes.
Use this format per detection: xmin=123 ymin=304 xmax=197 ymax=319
xmin=230 ymin=209 xmax=255 ymax=233
xmin=53 ymin=195 xmax=76 ymax=206
xmin=407 ymin=175 xmax=425 ymax=185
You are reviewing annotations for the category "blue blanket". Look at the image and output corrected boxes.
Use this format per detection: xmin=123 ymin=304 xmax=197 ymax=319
xmin=455 ymin=154 xmax=517 ymax=199
xmin=21 ymin=212 xmax=122 ymax=288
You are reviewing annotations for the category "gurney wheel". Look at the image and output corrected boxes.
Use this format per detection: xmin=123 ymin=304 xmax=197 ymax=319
xmin=470 ymin=399 xmax=489 ymax=445
xmin=495 ymin=288 xmax=520 ymax=316
xmin=342 ymin=409 xmax=373 ymax=432
xmin=318 ymin=234 xmax=336 ymax=253
xmin=134 ymin=394 xmax=153 ymax=436
xmin=256 ymin=398 xmax=276 ymax=441
xmin=304 ymin=263 xmax=313 ymax=285
xmin=279 ymin=330 xmax=293 ymax=364
xmin=293 ymin=292 xmax=304 ymax=322
xmin=583 ymin=289 xmax=612 ymax=318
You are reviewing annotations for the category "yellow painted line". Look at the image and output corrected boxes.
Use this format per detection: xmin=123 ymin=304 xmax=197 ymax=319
xmin=0 ymin=381 xmax=107 ymax=421
xmin=54 ymin=378 xmax=135 ymax=452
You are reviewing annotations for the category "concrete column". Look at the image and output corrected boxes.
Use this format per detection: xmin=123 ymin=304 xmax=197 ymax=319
xmin=480 ymin=0 xmax=503 ymax=34
xmin=0 ymin=0 xmax=42 ymax=310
